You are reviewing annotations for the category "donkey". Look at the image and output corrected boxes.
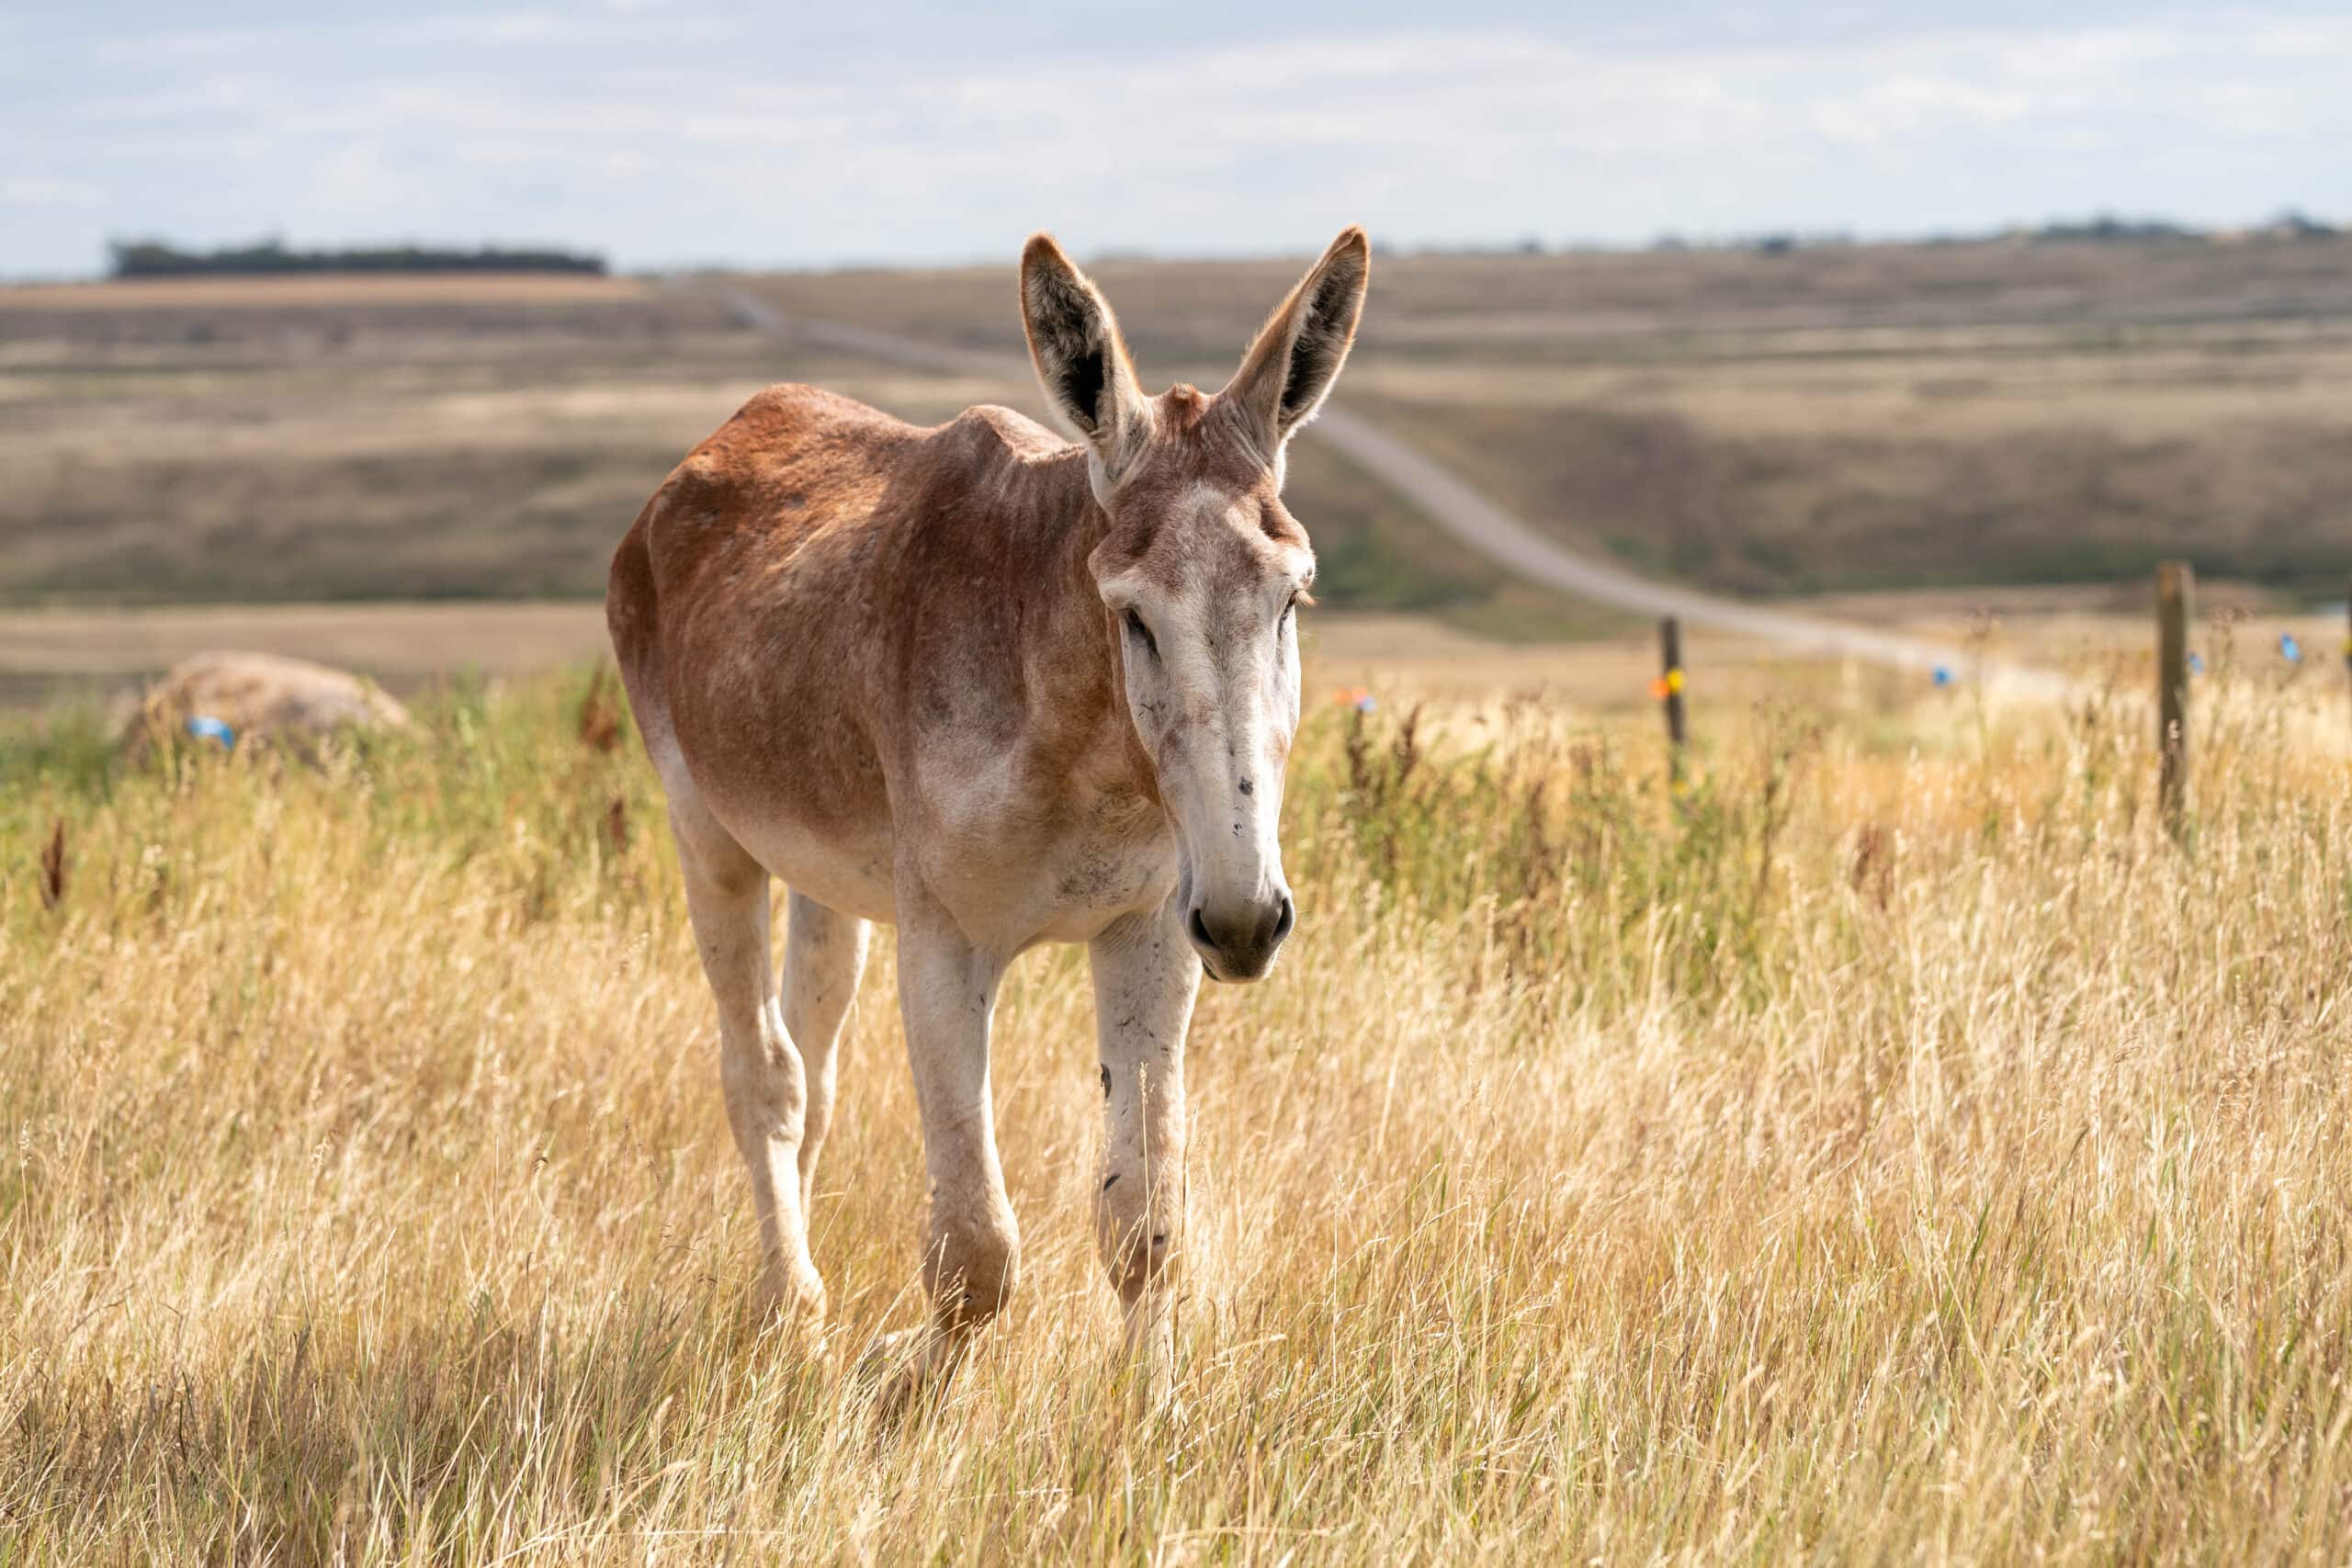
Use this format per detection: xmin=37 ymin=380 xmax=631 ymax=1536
xmin=606 ymin=227 xmax=1370 ymax=1402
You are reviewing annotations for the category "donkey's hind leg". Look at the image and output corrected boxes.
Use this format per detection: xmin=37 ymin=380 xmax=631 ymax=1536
xmin=667 ymin=789 xmax=826 ymax=1330
xmin=781 ymin=891 xmax=868 ymax=1213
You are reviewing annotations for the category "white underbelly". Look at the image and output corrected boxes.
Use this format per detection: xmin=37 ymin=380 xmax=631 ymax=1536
xmin=646 ymin=728 xmax=899 ymax=923
xmin=649 ymin=731 xmax=1175 ymax=942
xmin=730 ymin=813 xmax=898 ymax=924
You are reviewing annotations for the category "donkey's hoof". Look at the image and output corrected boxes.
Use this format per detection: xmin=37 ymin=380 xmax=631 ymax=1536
xmin=753 ymin=1269 xmax=829 ymax=1344
xmin=1124 ymin=1358 xmax=1176 ymax=1420
xmin=856 ymin=1327 xmax=964 ymax=1425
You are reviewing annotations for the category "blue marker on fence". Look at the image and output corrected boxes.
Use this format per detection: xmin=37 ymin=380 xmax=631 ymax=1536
xmin=1931 ymin=664 xmax=1952 ymax=687
xmin=2281 ymin=633 xmax=2301 ymax=663
xmin=186 ymin=714 xmax=236 ymax=748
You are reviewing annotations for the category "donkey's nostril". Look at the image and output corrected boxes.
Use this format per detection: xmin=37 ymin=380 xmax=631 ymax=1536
xmin=1188 ymin=905 xmax=1215 ymax=952
xmin=1272 ymin=896 xmax=1295 ymax=944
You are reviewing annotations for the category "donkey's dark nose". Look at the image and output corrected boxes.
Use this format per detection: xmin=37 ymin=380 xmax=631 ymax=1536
xmin=1186 ymin=891 xmax=1295 ymax=983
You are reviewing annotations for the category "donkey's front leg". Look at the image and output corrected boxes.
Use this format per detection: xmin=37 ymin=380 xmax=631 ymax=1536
xmin=886 ymin=900 xmax=1018 ymax=1405
xmin=1088 ymin=897 xmax=1202 ymax=1404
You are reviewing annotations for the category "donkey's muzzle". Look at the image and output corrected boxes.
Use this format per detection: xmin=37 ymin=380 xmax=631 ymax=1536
xmin=1186 ymin=891 xmax=1295 ymax=983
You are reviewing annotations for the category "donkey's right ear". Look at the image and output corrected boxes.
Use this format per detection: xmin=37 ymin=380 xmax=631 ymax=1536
xmin=1020 ymin=234 xmax=1153 ymax=491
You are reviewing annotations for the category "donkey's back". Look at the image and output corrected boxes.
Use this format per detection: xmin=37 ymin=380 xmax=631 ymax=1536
xmin=606 ymin=382 xmax=1089 ymax=921
xmin=606 ymin=379 xmax=919 ymax=716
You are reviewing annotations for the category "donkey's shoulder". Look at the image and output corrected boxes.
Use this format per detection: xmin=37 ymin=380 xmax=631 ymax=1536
xmin=926 ymin=402 xmax=1069 ymax=462
xmin=708 ymin=382 xmax=919 ymax=460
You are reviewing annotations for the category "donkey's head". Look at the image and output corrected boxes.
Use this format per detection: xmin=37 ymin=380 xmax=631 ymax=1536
xmin=1020 ymin=227 xmax=1371 ymax=983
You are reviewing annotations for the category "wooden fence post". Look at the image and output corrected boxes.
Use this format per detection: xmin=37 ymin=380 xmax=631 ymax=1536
xmin=2156 ymin=560 xmax=2192 ymax=835
xmin=1658 ymin=615 xmax=1687 ymax=791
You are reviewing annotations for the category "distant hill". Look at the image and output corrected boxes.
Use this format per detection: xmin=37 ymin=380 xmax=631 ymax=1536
xmin=9 ymin=231 xmax=2352 ymax=615
xmin=107 ymin=238 xmax=605 ymax=278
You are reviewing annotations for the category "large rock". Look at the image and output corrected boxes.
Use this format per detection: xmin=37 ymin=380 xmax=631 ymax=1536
xmin=122 ymin=651 xmax=411 ymax=761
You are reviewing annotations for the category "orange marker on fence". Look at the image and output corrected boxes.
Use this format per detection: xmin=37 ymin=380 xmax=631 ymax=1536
xmin=1657 ymin=617 xmax=1688 ymax=790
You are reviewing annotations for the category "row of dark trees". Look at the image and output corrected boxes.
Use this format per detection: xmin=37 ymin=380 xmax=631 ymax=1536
xmin=108 ymin=238 xmax=606 ymax=278
xmin=1643 ymin=209 xmax=2343 ymax=258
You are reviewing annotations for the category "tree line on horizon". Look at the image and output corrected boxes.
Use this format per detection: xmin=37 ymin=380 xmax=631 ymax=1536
xmin=107 ymin=238 xmax=607 ymax=278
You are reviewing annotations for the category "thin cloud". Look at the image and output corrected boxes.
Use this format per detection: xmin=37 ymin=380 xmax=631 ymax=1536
xmin=6 ymin=6 xmax=2348 ymax=276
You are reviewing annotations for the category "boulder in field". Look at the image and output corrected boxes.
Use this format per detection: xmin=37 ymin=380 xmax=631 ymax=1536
xmin=121 ymin=651 xmax=411 ymax=762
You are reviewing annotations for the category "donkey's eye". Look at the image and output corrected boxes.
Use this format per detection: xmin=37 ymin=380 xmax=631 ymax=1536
xmin=1123 ymin=607 xmax=1159 ymax=660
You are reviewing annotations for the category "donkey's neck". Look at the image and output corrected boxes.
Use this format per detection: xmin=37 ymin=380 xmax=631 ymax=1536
xmin=1004 ymin=444 xmax=1126 ymax=735
xmin=1027 ymin=445 xmax=1157 ymax=788
xmin=883 ymin=426 xmax=1144 ymax=800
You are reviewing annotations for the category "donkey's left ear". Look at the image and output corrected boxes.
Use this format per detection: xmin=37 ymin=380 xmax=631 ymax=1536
xmin=1222 ymin=226 xmax=1371 ymax=458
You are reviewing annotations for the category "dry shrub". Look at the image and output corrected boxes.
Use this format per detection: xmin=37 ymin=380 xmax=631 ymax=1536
xmin=36 ymin=816 xmax=66 ymax=911
xmin=577 ymin=665 xmax=623 ymax=754
xmin=1849 ymin=821 xmax=1895 ymax=910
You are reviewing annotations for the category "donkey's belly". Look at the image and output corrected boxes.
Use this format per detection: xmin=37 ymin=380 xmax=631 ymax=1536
xmin=722 ymin=805 xmax=899 ymax=924
xmin=661 ymin=727 xmax=899 ymax=922
xmin=650 ymin=638 xmax=899 ymax=921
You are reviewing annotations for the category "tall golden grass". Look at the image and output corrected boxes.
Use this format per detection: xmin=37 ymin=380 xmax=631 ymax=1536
xmin=3 ymin=663 xmax=2349 ymax=1562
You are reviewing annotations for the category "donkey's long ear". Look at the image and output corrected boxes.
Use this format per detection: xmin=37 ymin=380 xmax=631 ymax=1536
xmin=1222 ymin=226 xmax=1371 ymax=459
xmin=1020 ymin=233 xmax=1153 ymax=488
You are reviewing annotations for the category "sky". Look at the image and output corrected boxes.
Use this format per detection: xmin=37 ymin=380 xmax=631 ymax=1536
xmin=4 ymin=1 xmax=2349 ymax=277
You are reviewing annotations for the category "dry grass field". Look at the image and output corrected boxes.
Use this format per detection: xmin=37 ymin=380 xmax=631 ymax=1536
xmin=8 ymin=237 xmax=2352 ymax=1562
xmin=6 ymin=643 xmax=2352 ymax=1561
